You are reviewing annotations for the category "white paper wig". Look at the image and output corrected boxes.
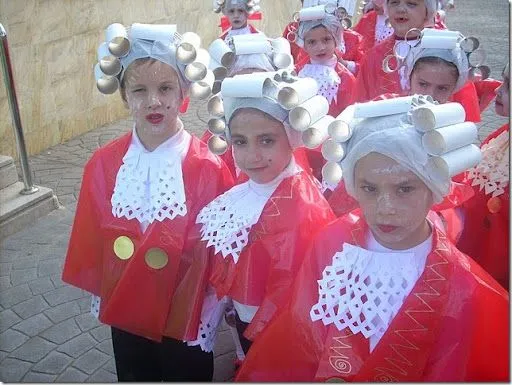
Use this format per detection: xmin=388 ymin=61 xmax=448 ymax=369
xmin=381 ymin=28 xmax=489 ymax=93
xmin=320 ymin=95 xmax=482 ymax=203
xmin=206 ymin=71 xmax=333 ymax=154
xmin=95 ymin=23 xmax=211 ymax=98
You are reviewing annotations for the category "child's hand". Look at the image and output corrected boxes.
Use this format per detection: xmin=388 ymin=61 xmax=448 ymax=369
xmin=225 ymin=308 xmax=237 ymax=327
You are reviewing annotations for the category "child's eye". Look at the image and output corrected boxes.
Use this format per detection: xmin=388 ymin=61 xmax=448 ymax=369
xmin=418 ymin=81 xmax=428 ymax=88
xmin=232 ymin=139 xmax=246 ymax=146
xmin=132 ymin=88 xmax=144 ymax=93
xmin=261 ymin=137 xmax=274 ymax=145
xmin=398 ymin=186 xmax=414 ymax=193
xmin=361 ymin=185 xmax=376 ymax=193
xmin=438 ymin=86 xmax=449 ymax=92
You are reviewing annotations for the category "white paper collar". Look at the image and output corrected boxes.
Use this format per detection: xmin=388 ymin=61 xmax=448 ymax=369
xmin=110 ymin=121 xmax=191 ymax=226
xmin=196 ymin=158 xmax=301 ymax=263
xmin=467 ymin=129 xmax=509 ymax=197
xmin=310 ymin=234 xmax=431 ymax=351
xmin=299 ymin=61 xmax=341 ymax=103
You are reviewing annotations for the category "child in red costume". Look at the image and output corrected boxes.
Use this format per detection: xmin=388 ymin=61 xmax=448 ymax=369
xmin=62 ymin=23 xmax=233 ymax=381
xmin=285 ymin=1 xmax=365 ymax=69
xmin=214 ymin=0 xmax=265 ymax=41
xmin=236 ymin=96 xmax=509 ymax=382
xmin=201 ymin=28 xmax=298 ymax=179
xmin=353 ymin=0 xmax=394 ymax=53
xmin=457 ymin=64 xmax=510 ymax=290
xmin=197 ymin=73 xmax=335 ymax=357
xmin=354 ymin=0 xmax=479 ymax=121
xmin=290 ymin=4 xmax=358 ymax=182
xmin=328 ymin=29 xmax=488 ymax=215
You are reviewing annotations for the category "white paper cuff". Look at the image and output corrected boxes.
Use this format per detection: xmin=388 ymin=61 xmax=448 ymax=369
xmin=353 ymin=96 xmax=414 ymax=118
xmin=278 ymin=78 xmax=318 ymax=110
xmin=411 ymin=102 xmax=466 ymax=132
xmin=302 ymin=115 xmax=335 ymax=149
xmin=299 ymin=5 xmax=327 ymax=21
xmin=322 ymin=138 xmax=347 ymax=162
xmin=221 ymin=76 xmax=274 ymax=98
xmin=105 ymin=23 xmax=130 ymax=57
xmin=422 ymin=122 xmax=478 ymax=155
xmin=427 ymin=144 xmax=482 ymax=180
xmin=289 ymin=95 xmax=330 ymax=131
xmin=209 ymin=38 xmax=235 ymax=67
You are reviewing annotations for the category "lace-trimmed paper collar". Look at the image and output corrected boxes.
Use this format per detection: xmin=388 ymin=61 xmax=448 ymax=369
xmin=375 ymin=14 xmax=394 ymax=43
xmin=310 ymin=236 xmax=430 ymax=351
xmin=196 ymin=158 xmax=301 ymax=263
xmin=466 ymin=129 xmax=509 ymax=197
xmin=111 ymin=122 xmax=191 ymax=225
xmin=299 ymin=59 xmax=341 ymax=104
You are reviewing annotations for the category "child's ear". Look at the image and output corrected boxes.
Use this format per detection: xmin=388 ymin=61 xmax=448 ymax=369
xmin=119 ymin=87 xmax=129 ymax=109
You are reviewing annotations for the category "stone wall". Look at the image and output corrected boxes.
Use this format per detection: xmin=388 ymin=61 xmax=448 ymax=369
xmin=0 ymin=0 xmax=300 ymax=158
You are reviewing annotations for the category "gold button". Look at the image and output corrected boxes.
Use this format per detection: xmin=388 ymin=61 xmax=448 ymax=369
xmin=145 ymin=248 xmax=168 ymax=270
xmin=113 ymin=236 xmax=135 ymax=260
xmin=487 ymin=196 xmax=502 ymax=214
xmin=325 ymin=377 xmax=346 ymax=383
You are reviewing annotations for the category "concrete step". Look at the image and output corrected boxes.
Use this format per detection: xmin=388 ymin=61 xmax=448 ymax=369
xmin=0 ymin=182 xmax=60 ymax=239
xmin=0 ymin=155 xmax=19 ymax=190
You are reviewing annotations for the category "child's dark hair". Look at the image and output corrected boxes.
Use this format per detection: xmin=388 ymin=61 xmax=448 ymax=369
xmin=411 ymin=56 xmax=459 ymax=80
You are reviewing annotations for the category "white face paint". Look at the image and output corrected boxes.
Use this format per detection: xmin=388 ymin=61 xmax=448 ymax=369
xmin=122 ymin=59 xmax=183 ymax=140
xmin=354 ymin=152 xmax=433 ymax=250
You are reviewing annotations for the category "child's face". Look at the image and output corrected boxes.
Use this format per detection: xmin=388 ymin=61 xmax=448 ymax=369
xmin=387 ymin=0 xmax=428 ymax=38
xmin=230 ymin=108 xmax=292 ymax=183
xmin=410 ymin=61 xmax=458 ymax=104
xmin=122 ymin=60 xmax=183 ymax=136
xmin=226 ymin=6 xmax=248 ymax=29
xmin=495 ymin=69 xmax=510 ymax=117
xmin=354 ymin=152 xmax=433 ymax=250
xmin=303 ymin=26 xmax=336 ymax=62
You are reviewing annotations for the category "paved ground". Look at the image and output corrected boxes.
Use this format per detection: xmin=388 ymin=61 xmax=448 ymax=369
xmin=0 ymin=0 xmax=509 ymax=382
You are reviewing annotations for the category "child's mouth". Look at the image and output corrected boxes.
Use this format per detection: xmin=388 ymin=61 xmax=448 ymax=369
xmin=146 ymin=114 xmax=164 ymax=124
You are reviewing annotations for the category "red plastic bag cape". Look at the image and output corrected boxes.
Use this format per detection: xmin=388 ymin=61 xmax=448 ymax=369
xmin=283 ymin=22 xmax=309 ymax=64
xmin=457 ymin=123 xmax=510 ymax=290
xmin=219 ymin=21 xmax=261 ymax=40
xmin=219 ymin=13 xmax=262 ymax=33
xmin=61 ymin=132 xmax=234 ymax=342
xmin=353 ymin=10 xmax=378 ymax=54
xmin=209 ymin=171 xmax=336 ymax=341
xmin=474 ymin=78 xmax=501 ymax=112
xmin=296 ymin=56 xmax=357 ymax=117
xmin=341 ymin=29 xmax=365 ymax=74
xmin=236 ymin=210 xmax=509 ymax=382
xmin=354 ymin=34 xmax=481 ymax=123
xmin=326 ymin=180 xmax=359 ymax=217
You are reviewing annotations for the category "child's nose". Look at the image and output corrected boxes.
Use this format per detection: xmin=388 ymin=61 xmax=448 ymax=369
xmin=377 ymin=194 xmax=398 ymax=215
xmin=147 ymin=92 xmax=162 ymax=109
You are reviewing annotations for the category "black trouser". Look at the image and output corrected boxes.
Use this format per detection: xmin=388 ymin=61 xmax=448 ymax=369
xmin=111 ymin=327 xmax=214 ymax=382
xmin=234 ymin=313 xmax=253 ymax=355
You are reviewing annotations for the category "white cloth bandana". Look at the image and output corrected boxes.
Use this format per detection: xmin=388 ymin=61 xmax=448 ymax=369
xmin=111 ymin=121 xmax=191 ymax=227
xmin=299 ymin=56 xmax=341 ymax=104
xmin=466 ymin=129 xmax=509 ymax=197
xmin=196 ymin=158 xmax=301 ymax=263
xmin=310 ymin=235 xmax=430 ymax=352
